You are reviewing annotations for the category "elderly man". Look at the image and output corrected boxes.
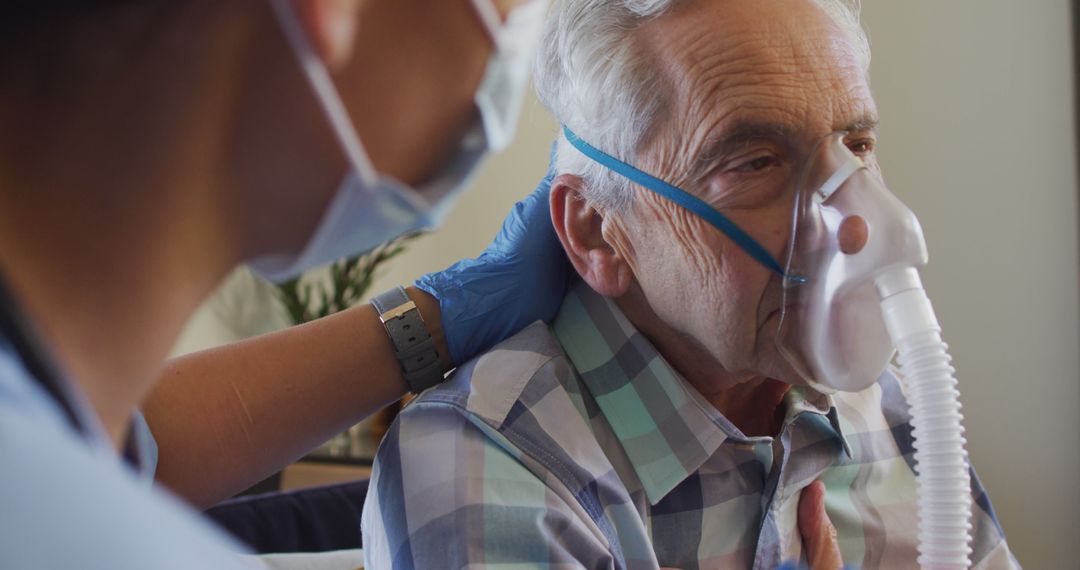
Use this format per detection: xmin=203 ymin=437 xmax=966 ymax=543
xmin=362 ymin=0 xmax=1018 ymax=568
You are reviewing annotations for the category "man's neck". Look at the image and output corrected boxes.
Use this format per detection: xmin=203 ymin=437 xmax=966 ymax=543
xmin=704 ymin=377 xmax=791 ymax=437
xmin=615 ymin=294 xmax=790 ymax=438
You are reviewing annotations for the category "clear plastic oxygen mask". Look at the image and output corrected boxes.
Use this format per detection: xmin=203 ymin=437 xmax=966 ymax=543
xmin=776 ymin=133 xmax=929 ymax=393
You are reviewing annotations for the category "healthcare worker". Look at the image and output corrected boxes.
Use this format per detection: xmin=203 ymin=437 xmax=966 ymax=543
xmin=0 ymin=0 xmax=567 ymax=567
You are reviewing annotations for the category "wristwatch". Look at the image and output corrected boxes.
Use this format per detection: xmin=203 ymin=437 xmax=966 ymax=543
xmin=370 ymin=287 xmax=444 ymax=394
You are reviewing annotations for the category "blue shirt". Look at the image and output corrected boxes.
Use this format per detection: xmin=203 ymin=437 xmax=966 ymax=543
xmin=0 ymin=334 xmax=259 ymax=568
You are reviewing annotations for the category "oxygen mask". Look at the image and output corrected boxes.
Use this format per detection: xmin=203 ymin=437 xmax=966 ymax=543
xmin=776 ymin=133 xmax=929 ymax=393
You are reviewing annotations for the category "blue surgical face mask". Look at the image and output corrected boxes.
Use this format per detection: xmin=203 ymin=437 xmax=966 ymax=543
xmin=249 ymin=0 xmax=548 ymax=283
xmin=562 ymin=126 xmax=795 ymax=281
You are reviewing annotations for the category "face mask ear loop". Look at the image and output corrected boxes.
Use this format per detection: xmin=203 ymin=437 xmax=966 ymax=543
xmin=562 ymin=126 xmax=798 ymax=282
xmin=269 ymin=0 xmax=381 ymax=190
xmin=468 ymin=0 xmax=505 ymax=48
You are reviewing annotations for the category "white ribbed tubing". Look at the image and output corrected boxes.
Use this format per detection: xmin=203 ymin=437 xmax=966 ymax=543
xmin=878 ymin=268 xmax=973 ymax=569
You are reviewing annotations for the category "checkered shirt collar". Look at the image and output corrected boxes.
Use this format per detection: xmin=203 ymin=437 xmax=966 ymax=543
xmin=553 ymin=281 xmax=849 ymax=504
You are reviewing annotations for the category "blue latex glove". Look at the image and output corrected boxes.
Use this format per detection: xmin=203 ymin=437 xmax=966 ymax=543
xmin=415 ymin=148 xmax=572 ymax=366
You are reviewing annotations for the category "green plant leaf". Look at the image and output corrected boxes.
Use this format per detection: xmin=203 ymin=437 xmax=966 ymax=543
xmin=271 ymin=232 xmax=424 ymax=325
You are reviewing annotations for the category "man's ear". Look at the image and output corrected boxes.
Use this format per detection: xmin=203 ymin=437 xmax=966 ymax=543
xmin=550 ymin=174 xmax=634 ymax=298
xmin=293 ymin=0 xmax=362 ymax=69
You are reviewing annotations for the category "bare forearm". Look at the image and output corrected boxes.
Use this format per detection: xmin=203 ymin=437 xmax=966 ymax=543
xmin=144 ymin=287 xmax=449 ymax=509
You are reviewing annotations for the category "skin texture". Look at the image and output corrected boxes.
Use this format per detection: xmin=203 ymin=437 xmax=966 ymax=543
xmin=0 ymin=0 xmax=523 ymax=507
xmin=551 ymin=0 xmax=880 ymax=439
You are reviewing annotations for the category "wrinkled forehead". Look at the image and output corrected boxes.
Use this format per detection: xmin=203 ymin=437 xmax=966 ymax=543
xmin=638 ymin=0 xmax=876 ymax=174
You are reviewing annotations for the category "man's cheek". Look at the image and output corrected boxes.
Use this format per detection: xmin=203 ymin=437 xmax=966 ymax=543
xmin=677 ymin=252 xmax=738 ymax=327
xmin=638 ymin=244 xmax=709 ymax=323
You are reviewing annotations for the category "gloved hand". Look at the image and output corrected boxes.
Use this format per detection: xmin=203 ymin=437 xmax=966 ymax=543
xmin=415 ymin=147 xmax=572 ymax=366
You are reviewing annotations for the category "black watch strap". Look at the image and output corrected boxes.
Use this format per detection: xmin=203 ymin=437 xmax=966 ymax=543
xmin=370 ymin=287 xmax=444 ymax=394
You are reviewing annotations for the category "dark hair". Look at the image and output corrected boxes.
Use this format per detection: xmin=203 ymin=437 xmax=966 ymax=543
xmin=6 ymin=1 xmax=133 ymax=21
xmin=3 ymin=1 xmax=139 ymax=42
xmin=1 ymin=1 xmax=173 ymax=98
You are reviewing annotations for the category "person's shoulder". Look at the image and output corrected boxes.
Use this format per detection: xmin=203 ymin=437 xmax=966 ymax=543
xmin=412 ymin=320 xmax=576 ymax=430
xmin=0 ymin=399 xmax=251 ymax=568
xmin=364 ymin=322 xmax=617 ymax=569
xmin=386 ymin=319 xmax=607 ymax=490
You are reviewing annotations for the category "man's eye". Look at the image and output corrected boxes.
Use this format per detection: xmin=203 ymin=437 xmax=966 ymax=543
xmin=733 ymin=155 xmax=780 ymax=173
xmin=847 ymin=139 xmax=876 ymax=156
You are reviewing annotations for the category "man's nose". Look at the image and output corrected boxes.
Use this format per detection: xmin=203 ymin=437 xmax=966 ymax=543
xmin=838 ymin=215 xmax=868 ymax=254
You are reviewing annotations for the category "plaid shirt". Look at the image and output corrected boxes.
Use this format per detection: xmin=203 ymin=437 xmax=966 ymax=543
xmin=362 ymin=282 xmax=1018 ymax=569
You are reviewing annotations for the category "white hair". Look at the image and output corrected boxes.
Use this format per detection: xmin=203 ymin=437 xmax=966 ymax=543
xmin=533 ymin=0 xmax=871 ymax=213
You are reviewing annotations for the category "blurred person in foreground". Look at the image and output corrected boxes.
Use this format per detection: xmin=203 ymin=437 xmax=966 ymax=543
xmin=0 ymin=0 xmax=589 ymax=566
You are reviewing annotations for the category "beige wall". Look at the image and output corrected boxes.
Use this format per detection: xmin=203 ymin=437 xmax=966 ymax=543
xmin=176 ymin=0 xmax=1079 ymax=566
xmin=859 ymin=1 xmax=1079 ymax=567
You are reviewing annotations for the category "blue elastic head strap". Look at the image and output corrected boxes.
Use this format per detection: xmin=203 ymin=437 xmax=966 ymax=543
xmin=562 ymin=126 xmax=797 ymax=281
